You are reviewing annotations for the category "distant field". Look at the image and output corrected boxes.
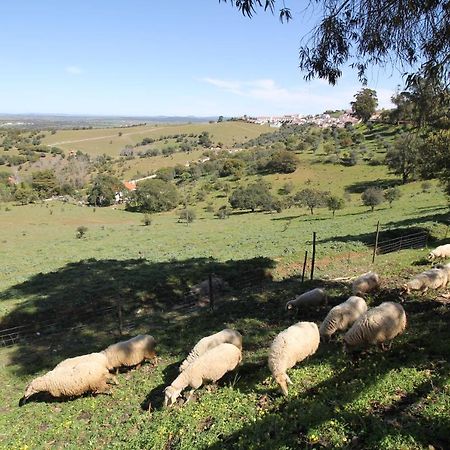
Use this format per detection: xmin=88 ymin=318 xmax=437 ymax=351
xmin=42 ymin=122 xmax=274 ymax=157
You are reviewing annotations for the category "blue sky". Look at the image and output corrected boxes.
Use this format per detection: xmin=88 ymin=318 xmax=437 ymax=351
xmin=0 ymin=0 xmax=406 ymax=117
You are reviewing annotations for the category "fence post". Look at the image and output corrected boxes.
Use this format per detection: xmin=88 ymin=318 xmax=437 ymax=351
xmin=310 ymin=232 xmax=316 ymax=281
xmin=301 ymin=250 xmax=308 ymax=283
xmin=372 ymin=221 xmax=380 ymax=263
xmin=209 ymin=273 xmax=215 ymax=311
xmin=117 ymin=298 xmax=123 ymax=337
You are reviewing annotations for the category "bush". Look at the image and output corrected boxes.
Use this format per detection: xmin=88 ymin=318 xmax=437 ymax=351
xmin=142 ymin=214 xmax=152 ymax=226
xmin=361 ymin=187 xmax=384 ymax=211
xmin=179 ymin=208 xmax=196 ymax=224
xmin=76 ymin=226 xmax=88 ymax=239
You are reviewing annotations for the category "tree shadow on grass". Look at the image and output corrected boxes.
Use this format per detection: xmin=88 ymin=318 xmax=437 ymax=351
xmin=345 ymin=178 xmax=402 ymax=194
xmin=0 ymin=256 xmax=277 ymax=375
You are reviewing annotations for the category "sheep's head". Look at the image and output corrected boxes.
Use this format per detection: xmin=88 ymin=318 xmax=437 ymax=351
xmin=427 ymin=252 xmax=435 ymax=261
xmin=400 ymin=283 xmax=411 ymax=296
xmin=164 ymin=386 xmax=181 ymax=407
xmin=285 ymin=299 xmax=297 ymax=311
xmin=20 ymin=381 xmax=40 ymax=405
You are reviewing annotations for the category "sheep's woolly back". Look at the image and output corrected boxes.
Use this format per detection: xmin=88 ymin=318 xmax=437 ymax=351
xmin=55 ymin=352 xmax=112 ymax=371
xmin=427 ymin=244 xmax=450 ymax=261
xmin=285 ymin=288 xmax=327 ymax=310
xmin=320 ymin=296 xmax=368 ymax=337
xmin=190 ymin=276 xmax=229 ymax=297
xmin=102 ymin=334 xmax=156 ymax=369
xmin=23 ymin=361 xmax=111 ymax=400
xmin=344 ymin=302 xmax=406 ymax=348
xmin=268 ymin=322 xmax=319 ymax=390
xmin=352 ymin=272 xmax=380 ymax=295
xmin=179 ymin=329 xmax=242 ymax=372
xmin=405 ymin=268 xmax=448 ymax=293
xmin=165 ymin=343 xmax=242 ymax=405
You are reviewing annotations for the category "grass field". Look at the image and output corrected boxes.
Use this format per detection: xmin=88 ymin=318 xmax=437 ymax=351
xmin=41 ymin=122 xmax=274 ymax=157
xmin=1 ymin=126 xmax=450 ymax=449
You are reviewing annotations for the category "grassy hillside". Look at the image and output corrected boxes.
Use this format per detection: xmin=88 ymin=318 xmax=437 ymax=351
xmin=41 ymin=122 xmax=274 ymax=157
xmin=1 ymin=122 xmax=449 ymax=449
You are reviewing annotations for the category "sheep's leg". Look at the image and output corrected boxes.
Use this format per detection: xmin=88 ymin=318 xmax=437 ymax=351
xmin=285 ymin=374 xmax=293 ymax=385
xmin=184 ymin=389 xmax=195 ymax=404
xmin=108 ymin=374 xmax=119 ymax=385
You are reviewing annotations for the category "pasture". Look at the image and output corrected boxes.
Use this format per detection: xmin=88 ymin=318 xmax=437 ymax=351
xmin=41 ymin=122 xmax=274 ymax=157
xmin=0 ymin=125 xmax=449 ymax=449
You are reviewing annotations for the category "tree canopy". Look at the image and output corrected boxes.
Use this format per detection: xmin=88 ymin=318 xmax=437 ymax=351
xmin=219 ymin=0 xmax=449 ymax=84
xmin=351 ymin=89 xmax=378 ymax=123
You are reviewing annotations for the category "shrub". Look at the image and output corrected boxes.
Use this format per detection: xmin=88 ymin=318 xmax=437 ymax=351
xmin=142 ymin=214 xmax=152 ymax=226
xmin=179 ymin=208 xmax=196 ymax=224
xmin=361 ymin=187 xmax=385 ymax=211
xmin=76 ymin=226 xmax=88 ymax=239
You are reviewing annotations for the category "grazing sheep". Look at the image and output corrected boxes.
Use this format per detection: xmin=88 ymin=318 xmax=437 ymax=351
xmin=102 ymin=334 xmax=156 ymax=371
xmin=319 ymin=296 xmax=368 ymax=339
xmin=402 ymin=268 xmax=448 ymax=295
xmin=55 ymin=352 xmax=113 ymax=371
xmin=285 ymin=288 xmax=327 ymax=311
xmin=164 ymin=343 xmax=242 ymax=407
xmin=433 ymin=263 xmax=450 ymax=286
xmin=179 ymin=329 xmax=242 ymax=372
xmin=352 ymin=272 xmax=380 ymax=295
xmin=344 ymin=302 xmax=406 ymax=351
xmin=20 ymin=361 xmax=114 ymax=405
xmin=189 ymin=276 xmax=229 ymax=299
xmin=268 ymin=322 xmax=320 ymax=396
xmin=427 ymin=244 xmax=450 ymax=262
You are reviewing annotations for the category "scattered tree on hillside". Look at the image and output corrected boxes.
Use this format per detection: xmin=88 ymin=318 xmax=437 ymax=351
xmin=361 ymin=187 xmax=384 ymax=211
xmin=265 ymin=150 xmax=299 ymax=174
xmin=87 ymin=174 xmax=122 ymax=207
xmin=294 ymin=188 xmax=328 ymax=215
xmin=198 ymin=131 xmax=213 ymax=148
xmin=76 ymin=225 xmax=88 ymax=239
xmin=384 ymin=187 xmax=402 ymax=207
xmin=351 ymin=89 xmax=378 ymax=123
xmin=326 ymin=195 xmax=345 ymax=216
xmin=219 ymin=159 xmax=245 ymax=178
xmin=219 ymin=1 xmax=449 ymax=85
xmin=229 ymin=181 xmax=276 ymax=212
xmin=126 ymin=179 xmax=180 ymax=213
xmin=418 ymin=130 xmax=450 ymax=199
xmin=13 ymin=184 xmax=37 ymax=205
xmin=385 ymin=132 xmax=422 ymax=184
xmin=31 ymin=169 xmax=59 ymax=198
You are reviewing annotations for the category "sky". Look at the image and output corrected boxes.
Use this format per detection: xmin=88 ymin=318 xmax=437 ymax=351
xmin=0 ymin=0 xmax=407 ymax=117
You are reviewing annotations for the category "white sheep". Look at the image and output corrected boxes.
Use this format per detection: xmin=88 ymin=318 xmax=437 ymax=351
xmin=189 ymin=276 xmax=229 ymax=299
xmin=179 ymin=329 xmax=242 ymax=372
xmin=352 ymin=271 xmax=380 ymax=295
xmin=427 ymin=244 xmax=450 ymax=261
xmin=433 ymin=263 xmax=450 ymax=286
xmin=319 ymin=296 xmax=368 ymax=339
xmin=20 ymin=361 xmax=115 ymax=405
xmin=344 ymin=302 xmax=406 ymax=351
xmin=268 ymin=322 xmax=320 ymax=396
xmin=285 ymin=288 xmax=327 ymax=310
xmin=102 ymin=334 xmax=156 ymax=371
xmin=164 ymin=343 xmax=242 ymax=407
xmin=55 ymin=352 xmax=113 ymax=371
xmin=402 ymin=268 xmax=448 ymax=295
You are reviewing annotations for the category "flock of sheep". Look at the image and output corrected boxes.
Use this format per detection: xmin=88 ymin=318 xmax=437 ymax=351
xmin=19 ymin=244 xmax=450 ymax=407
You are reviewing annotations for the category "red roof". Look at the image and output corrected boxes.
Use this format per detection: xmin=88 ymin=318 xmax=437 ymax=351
xmin=123 ymin=181 xmax=137 ymax=191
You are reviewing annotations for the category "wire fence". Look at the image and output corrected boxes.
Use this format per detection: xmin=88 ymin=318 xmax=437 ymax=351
xmin=374 ymin=231 xmax=428 ymax=255
xmin=0 ymin=228 xmax=428 ymax=348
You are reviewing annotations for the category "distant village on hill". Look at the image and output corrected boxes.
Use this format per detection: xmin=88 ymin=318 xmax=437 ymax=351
xmin=242 ymin=110 xmax=362 ymax=128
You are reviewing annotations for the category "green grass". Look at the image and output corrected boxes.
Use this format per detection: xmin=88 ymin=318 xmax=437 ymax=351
xmin=0 ymin=138 xmax=449 ymax=449
xmin=41 ymin=122 xmax=274 ymax=157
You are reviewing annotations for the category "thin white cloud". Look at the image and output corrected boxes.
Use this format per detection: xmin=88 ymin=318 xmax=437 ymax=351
xmin=201 ymin=77 xmax=395 ymax=115
xmin=65 ymin=65 xmax=84 ymax=75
